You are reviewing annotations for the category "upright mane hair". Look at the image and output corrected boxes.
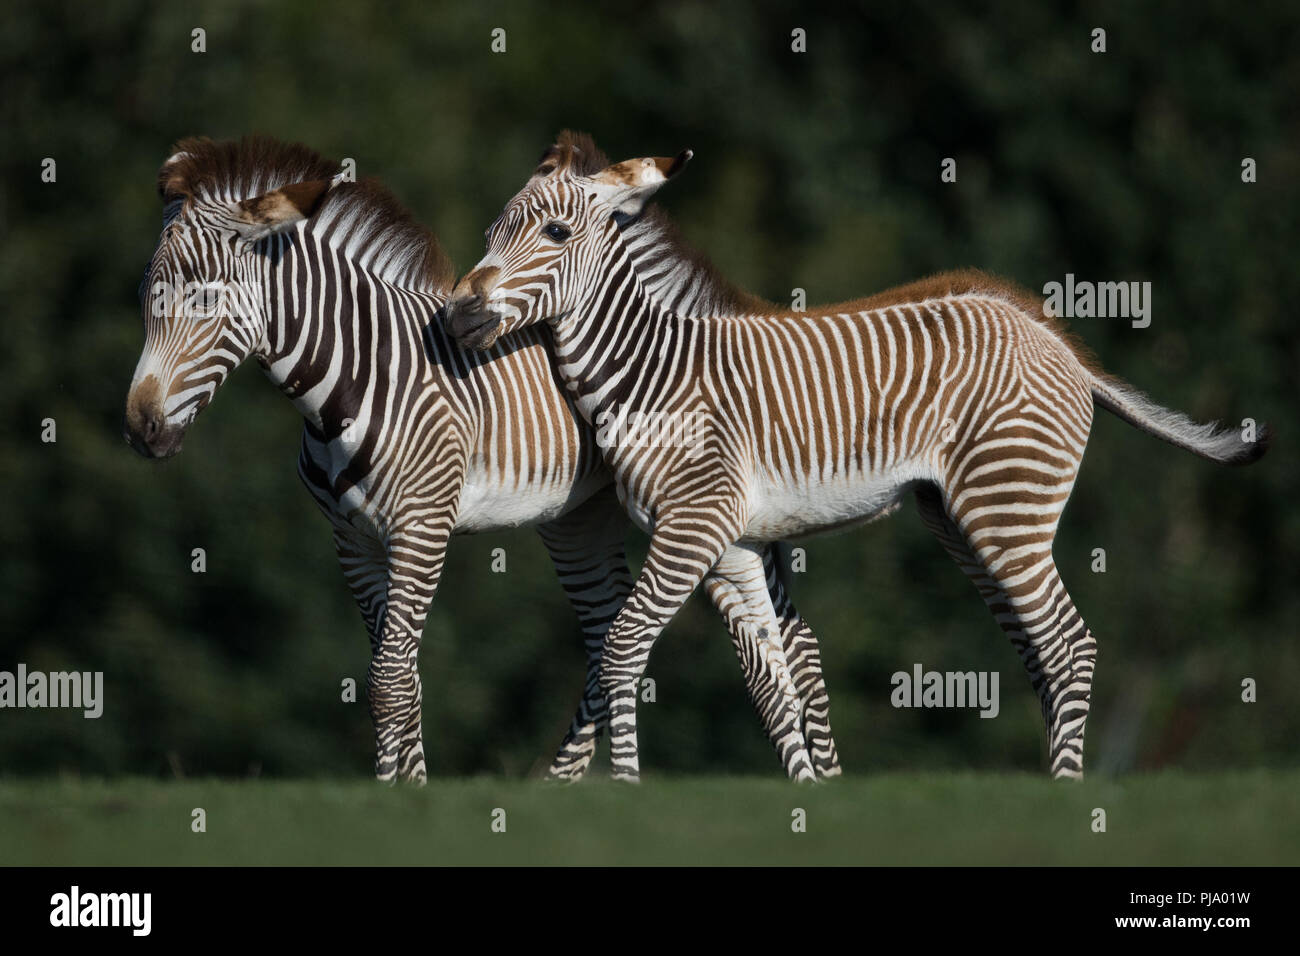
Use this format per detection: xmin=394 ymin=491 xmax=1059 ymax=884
xmin=539 ymin=130 xmax=772 ymax=314
xmin=539 ymin=132 xmax=1101 ymax=371
xmin=158 ymin=135 xmax=454 ymax=294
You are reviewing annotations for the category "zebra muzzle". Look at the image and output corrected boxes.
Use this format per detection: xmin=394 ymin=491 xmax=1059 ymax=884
xmin=122 ymin=386 xmax=187 ymax=459
xmin=442 ymin=295 xmax=502 ymax=351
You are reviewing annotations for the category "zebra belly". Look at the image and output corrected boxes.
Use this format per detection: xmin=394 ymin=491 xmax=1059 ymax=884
xmin=742 ymin=465 xmax=931 ymax=541
xmin=454 ymin=468 xmax=608 ymax=534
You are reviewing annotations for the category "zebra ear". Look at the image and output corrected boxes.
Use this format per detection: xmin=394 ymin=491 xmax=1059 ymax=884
xmin=588 ymin=150 xmax=692 ymax=218
xmin=230 ymin=175 xmax=342 ymax=251
xmin=158 ymin=150 xmax=194 ymax=202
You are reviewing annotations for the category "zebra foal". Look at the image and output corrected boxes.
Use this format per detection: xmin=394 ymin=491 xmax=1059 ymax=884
xmin=444 ymin=146 xmax=1270 ymax=781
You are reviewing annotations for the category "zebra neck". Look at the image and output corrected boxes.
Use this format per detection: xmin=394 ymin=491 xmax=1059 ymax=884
xmin=552 ymin=259 xmax=682 ymax=427
xmin=621 ymin=214 xmax=766 ymax=317
xmin=256 ymin=231 xmax=446 ymax=432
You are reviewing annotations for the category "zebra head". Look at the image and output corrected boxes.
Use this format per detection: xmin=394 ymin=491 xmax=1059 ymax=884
xmin=124 ymin=148 xmax=339 ymax=458
xmin=444 ymin=149 xmax=692 ymax=350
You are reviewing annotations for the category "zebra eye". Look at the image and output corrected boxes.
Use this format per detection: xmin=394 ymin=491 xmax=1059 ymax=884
xmin=185 ymin=282 xmax=225 ymax=320
xmin=543 ymin=222 xmax=571 ymax=243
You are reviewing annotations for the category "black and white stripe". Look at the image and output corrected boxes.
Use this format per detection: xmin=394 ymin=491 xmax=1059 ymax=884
xmin=445 ymin=148 xmax=1269 ymax=780
xmin=125 ymin=137 xmax=840 ymax=782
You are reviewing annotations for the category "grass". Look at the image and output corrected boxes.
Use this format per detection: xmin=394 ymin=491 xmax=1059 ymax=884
xmin=1 ymin=771 xmax=1297 ymax=865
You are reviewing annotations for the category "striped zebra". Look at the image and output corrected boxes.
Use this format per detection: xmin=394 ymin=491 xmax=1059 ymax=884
xmin=443 ymin=147 xmax=1271 ymax=781
xmin=525 ymin=132 xmax=843 ymax=771
xmin=122 ymin=136 xmax=838 ymax=782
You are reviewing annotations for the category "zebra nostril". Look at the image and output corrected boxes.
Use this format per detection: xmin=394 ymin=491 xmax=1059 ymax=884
xmin=143 ymin=410 xmax=161 ymax=441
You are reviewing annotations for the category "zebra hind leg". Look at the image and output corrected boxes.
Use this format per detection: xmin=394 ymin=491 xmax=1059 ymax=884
xmin=763 ymin=543 xmax=841 ymax=778
xmin=545 ymin=634 xmax=610 ymax=781
xmin=916 ymin=484 xmax=1096 ymax=780
xmin=536 ymin=489 xmax=634 ymax=781
xmin=703 ymin=547 xmax=817 ymax=781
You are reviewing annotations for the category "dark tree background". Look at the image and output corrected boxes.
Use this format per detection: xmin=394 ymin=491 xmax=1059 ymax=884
xmin=1 ymin=0 xmax=1296 ymax=778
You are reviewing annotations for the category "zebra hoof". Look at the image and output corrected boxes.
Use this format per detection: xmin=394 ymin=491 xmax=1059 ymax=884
xmin=792 ymin=767 xmax=818 ymax=784
xmin=544 ymin=768 xmax=584 ymax=784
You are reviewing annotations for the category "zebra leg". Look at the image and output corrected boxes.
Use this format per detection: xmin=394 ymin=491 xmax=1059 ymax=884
xmin=598 ymin=508 xmax=748 ymax=782
xmin=536 ymin=488 xmax=634 ymax=781
xmin=342 ymin=525 xmax=447 ymax=784
xmin=762 ymin=543 xmax=842 ymax=778
xmin=703 ymin=544 xmax=817 ymax=781
xmin=539 ymin=491 xmax=832 ymax=782
xmin=918 ymin=484 xmax=1096 ymax=779
xmin=331 ymin=525 xmax=421 ymax=783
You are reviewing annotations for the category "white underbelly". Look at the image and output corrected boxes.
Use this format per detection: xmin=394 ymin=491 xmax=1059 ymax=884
xmin=743 ymin=463 xmax=932 ymax=541
xmin=453 ymin=480 xmax=570 ymax=533
xmin=454 ymin=469 xmax=607 ymax=534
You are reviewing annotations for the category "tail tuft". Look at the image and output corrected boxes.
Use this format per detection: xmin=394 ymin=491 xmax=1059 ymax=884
xmin=1090 ymin=373 xmax=1271 ymax=466
xmin=1238 ymin=422 xmax=1273 ymax=465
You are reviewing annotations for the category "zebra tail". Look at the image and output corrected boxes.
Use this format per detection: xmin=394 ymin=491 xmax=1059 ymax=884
xmin=1089 ymin=371 xmax=1272 ymax=466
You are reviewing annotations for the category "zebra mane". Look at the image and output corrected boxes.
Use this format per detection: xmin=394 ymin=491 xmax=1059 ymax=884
xmin=540 ymin=130 xmax=772 ymax=314
xmin=158 ymin=135 xmax=455 ymax=294
xmin=536 ymin=136 xmax=1100 ymax=373
xmin=544 ymin=135 xmax=1100 ymax=371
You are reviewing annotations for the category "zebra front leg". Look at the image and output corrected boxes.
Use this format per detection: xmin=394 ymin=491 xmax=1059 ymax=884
xmin=763 ymin=543 xmax=842 ymax=778
xmin=364 ymin=528 xmax=448 ymax=784
xmin=536 ymin=489 xmax=634 ymax=780
xmin=369 ymin=613 xmax=426 ymax=782
xmin=704 ymin=544 xmax=816 ymax=781
xmin=599 ymin=508 xmax=744 ymax=782
xmin=543 ymin=492 xmax=832 ymax=781
xmin=332 ymin=525 xmax=425 ymax=782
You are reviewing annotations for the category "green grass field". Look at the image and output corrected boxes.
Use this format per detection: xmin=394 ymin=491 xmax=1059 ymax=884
xmin=2 ymin=771 xmax=1296 ymax=866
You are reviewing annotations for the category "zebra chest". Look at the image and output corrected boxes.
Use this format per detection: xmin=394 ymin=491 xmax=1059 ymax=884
xmin=297 ymin=432 xmax=386 ymax=534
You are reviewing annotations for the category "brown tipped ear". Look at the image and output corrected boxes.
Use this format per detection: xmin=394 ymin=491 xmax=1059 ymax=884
xmin=229 ymin=177 xmax=340 ymax=251
xmin=662 ymin=149 xmax=692 ymax=179
xmin=234 ymin=178 xmax=334 ymax=227
xmin=591 ymin=151 xmax=691 ymax=188
xmin=158 ymin=150 xmax=195 ymax=201
xmin=587 ymin=150 xmax=692 ymax=217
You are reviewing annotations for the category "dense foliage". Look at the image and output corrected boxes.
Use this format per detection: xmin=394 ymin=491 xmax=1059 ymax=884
xmin=2 ymin=0 xmax=1295 ymax=777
